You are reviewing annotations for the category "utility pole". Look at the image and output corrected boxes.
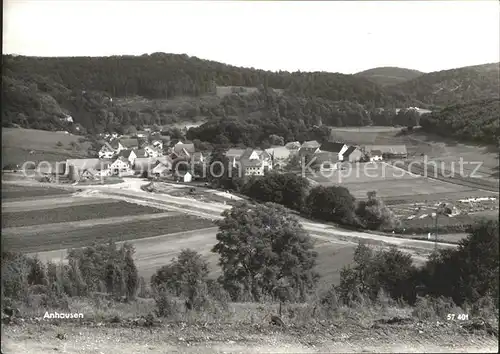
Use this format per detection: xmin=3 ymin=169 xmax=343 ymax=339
xmin=434 ymin=212 xmax=439 ymax=250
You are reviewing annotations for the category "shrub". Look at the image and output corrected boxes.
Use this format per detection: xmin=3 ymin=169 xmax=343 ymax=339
xmin=356 ymin=191 xmax=401 ymax=230
xmin=151 ymin=249 xmax=209 ymax=305
xmin=154 ymin=290 xmax=180 ymax=318
xmin=305 ymin=185 xmax=358 ymax=226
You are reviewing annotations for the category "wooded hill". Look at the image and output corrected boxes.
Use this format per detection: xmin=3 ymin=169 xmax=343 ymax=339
xmin=2 ymin=54 xmax=499 ymax=145
xmin=387 ymin=63 xmax=500 ymax=108
xmin=355 ymin=66 xmax=424 ymax=87
xmin=420 ymin=98 xmax=500 ymax=145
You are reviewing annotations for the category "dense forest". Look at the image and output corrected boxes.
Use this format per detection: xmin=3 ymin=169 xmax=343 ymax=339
xmin=420 ymin=98 xmax=500 ymax=145
xmin=388 ymin=63 xmax=500 ymax=107
xmin=3 ymin=54 xmax=399 ymax=104
xmin=2 ymin=54 xmax=499 ymax=145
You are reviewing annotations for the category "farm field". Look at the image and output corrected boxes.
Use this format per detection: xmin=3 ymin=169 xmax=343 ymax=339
xmin=3 ymin=214 xmax=215 ymax=253
xmin=2 ymin=200 xmax=165 ymax=228
xmin=329 ymin=127 xmax=499 ymax=180
xmin=2 ymin=128 xmax=91 ymax=166
xmin=307 ymin=163 xmax=472 ymax=199
xmin=1 ymin=183 xmax=71 ymax=200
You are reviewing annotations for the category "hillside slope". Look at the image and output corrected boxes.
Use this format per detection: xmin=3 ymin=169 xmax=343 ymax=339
xmin=355 ymin=67 xmax=424 ymax=86
xmin=388 ymin=63 xmax=500 ymax=107
xmin=3 ymin=53 xmax=395 ymax=104
xmin=419 ymin=98 xmax=500 ymax=145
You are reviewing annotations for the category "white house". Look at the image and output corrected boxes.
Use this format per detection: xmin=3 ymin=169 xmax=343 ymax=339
xmin=152 ymin=140 xmax=163 ymax=150
xmin=183 ymin=171 xmax=193 ymax=183
xmin=117 ymin=149 xmax=137 ymax=165
xmin=144 ymin=145 xmax=162 ymax=158
xmin=151 ymin=162 xmax=171 ymax=177
xmin=98 ymin=145 xmax=115 ymax=159
xmin=239 ymin=148 xmax=273 ymax=176
xmin=109 ymin=157 xmax=133 ymax=176
xmin=369 ymin=149 xmax=383 ymax=162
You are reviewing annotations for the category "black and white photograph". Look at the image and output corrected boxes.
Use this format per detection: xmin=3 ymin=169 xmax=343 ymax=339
xmin=2 ymin=0 xmax=499 ymax=352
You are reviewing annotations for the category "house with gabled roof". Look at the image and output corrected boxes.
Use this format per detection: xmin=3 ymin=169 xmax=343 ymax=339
xmin=239 ymin=148 xmax=272 ymax=176
xmin=311 ymin=151 xmax=339 ymax=172
xmin=144 ymin=145 xmax=163 ymax=158
xmin=110 ymin=156 xmax=133 ymax=176
xmin=151 ymin=140 xmax=163 ymax=150
xmin=151 ymin=161 xmax=171 ymax=177
xmin=319 ymin=142 xmax=349 ymax=161
xmin=342 ymin=146 xmax=363 ymax=162
xmin=301 ymin=140 xmax=320 ymax=149
xmin=120 ymin=138 xmax=140 ymax=150
xmin=134 ymin=148 xmax=148 ymax=158
xmin=285 ymin=141 xmax=301 ymax=150
xmin=99 ymin=144 xmax=116 ymax=159
xmin=117 ymin=149 xmax=137 ymax=165
xmin=365 ymin=145 xmax=408 ymax=159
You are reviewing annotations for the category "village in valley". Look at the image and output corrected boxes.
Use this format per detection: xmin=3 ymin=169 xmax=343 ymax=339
xmin=57 ymin=127 xmax=408 ymax=183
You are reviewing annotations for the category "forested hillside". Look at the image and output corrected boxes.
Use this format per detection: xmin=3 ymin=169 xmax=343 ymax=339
xmin=388 ymin=63 xmax=500 ymax=108
xmin=355 ymin=67 xmax=424 ymax=86
xmin=420 ymin=98 xmax=500 ymax=145
xmin=3 ymin=54 xmax=398 ymax=103
xmin=2 ymin=54 xmax=499 ymax=144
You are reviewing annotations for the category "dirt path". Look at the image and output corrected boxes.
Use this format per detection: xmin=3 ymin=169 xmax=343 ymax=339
xmin=2 ymin=324 xmax=498 ymax=353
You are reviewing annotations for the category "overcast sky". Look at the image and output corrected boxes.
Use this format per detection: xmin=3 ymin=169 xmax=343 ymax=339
xmin=3 ymin=0 xmax=499 ymax=74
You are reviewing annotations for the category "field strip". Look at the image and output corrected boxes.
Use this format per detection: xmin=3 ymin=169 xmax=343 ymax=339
xmin=2 ymin=196 xmax=118 ymax=213
xmin=96 ymin=186 xmax=459 ymax=250
xmin=2 ymin=212 xmax=180 ymax=236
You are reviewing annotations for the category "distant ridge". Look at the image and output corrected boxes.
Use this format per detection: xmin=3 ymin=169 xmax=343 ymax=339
xmin=355 ymin=67 xmax=424 ymax=87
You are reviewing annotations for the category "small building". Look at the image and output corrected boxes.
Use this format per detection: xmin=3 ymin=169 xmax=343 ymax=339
xmin=369 ymin=149 xmax=383 ymax=162
xmin=285 ymin=141 xmax=301 ymax=150
xmin=319 ymin=142 xmax=349 ymax=161
xmin=365 ymin=145 xmax=408 ymax=159
xmin=225 ymin=148 xmax=246 ymax=167
xmin=117 ymin=149 xmax=137 ymax=165
xmin=173 ymin=142 xmax=195 ymax=158
xmin=311 ymin=151 xmax=339 ymax=172
xmin=120 ymin=138 xmax=140 ymax=150
xmin=109 ymin=157 xmax=132 ymax=176
xmin=183 ymin=171 xmax=193 ymax=183
xmin=342 ymin=146 xmax=364 ymax=162
xmin=265 ymin=146 xmax=292 ymax=169
xmin=151 ymin=162 xmax=171 ymax=177
xmin=191 ymin=152 xmax=206 ymax=164
xmin=134 ymin=148 xmax=148 ymax=158
xmin=144 ymin=145 xmax=162 ymax=158
xmin=301 ymin=140 xmax=320 ymax=149
xmin=151 ymin=140 xmax=163 ymax=150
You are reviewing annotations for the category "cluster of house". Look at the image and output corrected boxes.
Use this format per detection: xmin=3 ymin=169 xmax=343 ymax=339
xmin=66 ymin=136 xmax=201 ymax=182
xmin=62 ymin=134 xmax=408 ymax=182
xmin=265 ymin=140 xmax=408 ymax=172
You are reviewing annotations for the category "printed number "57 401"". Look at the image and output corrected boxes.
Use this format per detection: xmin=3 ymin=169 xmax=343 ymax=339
xmin=447 ymin=314 xmax=469 ymax=320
